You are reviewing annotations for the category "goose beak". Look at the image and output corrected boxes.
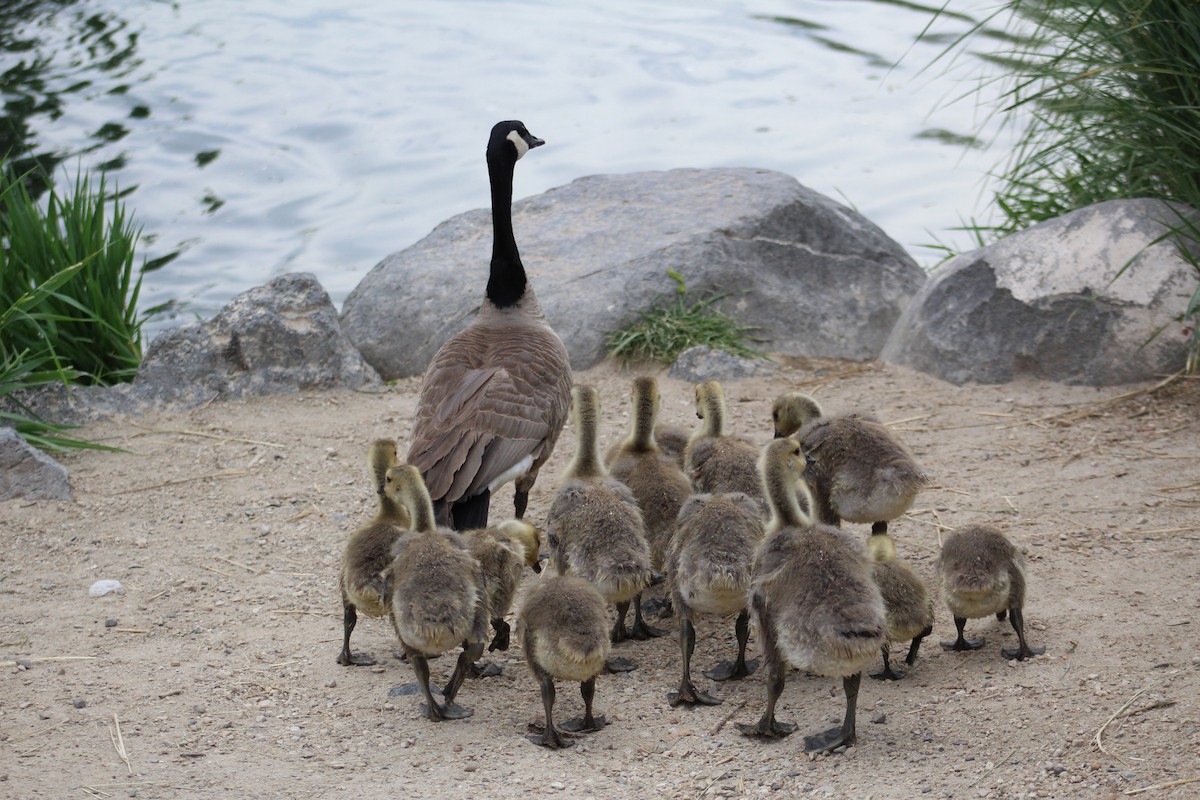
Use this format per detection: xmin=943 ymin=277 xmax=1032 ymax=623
xmin=527 ymin=134 xmax=545 ymax=149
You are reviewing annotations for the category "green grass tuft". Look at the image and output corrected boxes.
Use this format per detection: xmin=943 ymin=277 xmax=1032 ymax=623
xmin=605 ymin=270 xmax=762 ymax=365
xmin=1 ymin=156 xmax=151 ymax=450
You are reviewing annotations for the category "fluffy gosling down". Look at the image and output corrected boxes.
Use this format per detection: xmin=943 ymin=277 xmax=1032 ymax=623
xmin=466 ymin=519 xmax=541 ymax=676
xmin=545 ymin=385 xmax=653 ymax=669
xmin=868 ymin=531 xmax=934 ymax=680
xmin=684 ymin=380 xmax=763 ymax=502
xmin=520 ymin=574 xmax=612 ymax=749
xmin=665 ymin=490 xmax=765 ymax=706
xmin=607 ymin=375 xmax=693 ymax=633
xmin=738 ymin=438 xmax=886 ymax=753
xmin=337 ymin=438 xmax=409 ymax=667
xmin=774 ymin=392 xmax=927 ymax=535
xmin=383 ymin=465 xmax=488 ymax=721
xmin=937 ymin=525 xmax=1045 ymax=661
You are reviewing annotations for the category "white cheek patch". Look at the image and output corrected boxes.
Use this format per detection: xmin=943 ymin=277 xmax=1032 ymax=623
xmin=506 ymin=130 xmax=529 ymax=160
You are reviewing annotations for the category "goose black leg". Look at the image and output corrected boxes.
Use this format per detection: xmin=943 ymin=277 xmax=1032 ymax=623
xmin=905 ymin=624 xmax=933 ymax=666
xmin=737 ymin=596 xmax=797 ymax=738
xmin=870 ymin=642 xmax=905 ymax=681
xmin=412 ymin=653 xmax=472 ymax=721
xmin=1001 ymin=606 xmax=1046 ymax=660
xmin=450 ymin=489 xmax=491 ymax=531
xmin=488 ymin=617 xmax=511 ymax=652
xmin=562 ymin=677 xmax=607 ymax=732
xmin=627 ymin=592 xmax=666 ymax=640
xmin=668 ymin=611 xmax=721 ymax=707
xmin=704 ymin=608 xmax=758 ymax=681
xmin=527 ymin=675 xmax=572 ymax=749
xmin=336 ymin=602 xmax=376 ymax=666
xmin=941 ymin=615 xmax=985 ymax=651
xmin=804 ymin=672 xmax=862 ymax=753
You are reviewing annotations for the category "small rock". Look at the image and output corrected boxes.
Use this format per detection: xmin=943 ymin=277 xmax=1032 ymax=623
xmin=105 ymin=618 xmax=118 ymax=627
xmin=73 ymin=698 xmax=87 ymax=709
xmin=89 ymin=579 xmax=125 ymax=597
xmin=668 ymin=346 xmax=775 ymax=383
xmin=871 ymin=711 xmax=887 ymax=724
xmin=325 ymin=679 xmax=337 ymax=688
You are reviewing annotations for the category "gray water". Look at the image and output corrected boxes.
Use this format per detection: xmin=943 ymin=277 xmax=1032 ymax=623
xmin=3 ymin=0 xmax=1017 ymax=336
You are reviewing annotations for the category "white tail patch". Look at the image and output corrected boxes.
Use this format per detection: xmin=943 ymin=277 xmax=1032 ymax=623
xmin=489 ymin=454 xmax=534 ymax=493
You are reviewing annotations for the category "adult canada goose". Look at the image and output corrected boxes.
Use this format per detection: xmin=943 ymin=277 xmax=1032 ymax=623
xmin=337 ymin=439 xmax=410 ymax=666
xmin=545 ymin=385 xmax=653 ymax=667
xmin=937 ymin=525 xmax=1045 ymax=661
xmin=737 ymin=439 xmax=886 ymax=753
xmin=607 ymin=376 xmax=693 ymax=628
xmin=786 ymin=404 xmax=927 ymax=535
xmin=519 ymin=574 xmax=611 ymax=749
xmin=406 ymin=120 xmax=572 ymax=531
xmin=466 ymin=519 xmax=541 ymax=676
xmin=383 ymin=465 xmax=488 ymax=720
xmin=868 ymin=531 xmax=934 ymax=680
xmin=684 ymin=380 xmax=763 ymax=502
xmin=665 ymin=491 xmax=765 ymax=706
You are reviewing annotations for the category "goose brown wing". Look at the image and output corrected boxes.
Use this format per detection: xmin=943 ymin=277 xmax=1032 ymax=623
xmin=408 ymin=364 xmax=545 ymax=502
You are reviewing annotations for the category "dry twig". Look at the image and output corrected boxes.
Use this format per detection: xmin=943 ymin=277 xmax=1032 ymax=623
xmin=1124 ymin=776 xmax=1200 ymax=795
xmin=708 ymin=699 xmax=748 ymax=736
xmin=107 ymin=714 xmax=132 ymax=775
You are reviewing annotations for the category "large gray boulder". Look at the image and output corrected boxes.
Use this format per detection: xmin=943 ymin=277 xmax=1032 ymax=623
xmin=9 ymin=273 xmax=381 ymax=425
xmin=0 ymin=428 xmax=71 ymax=502
xmin=341 ymin=168 xmax=925 ymax=379
xmin=882 ymin=199 xmax=1199 ymax=385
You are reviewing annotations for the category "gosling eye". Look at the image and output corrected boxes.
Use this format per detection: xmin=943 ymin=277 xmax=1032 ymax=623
xmin=772 ymin=410 xmax=779 ymax=421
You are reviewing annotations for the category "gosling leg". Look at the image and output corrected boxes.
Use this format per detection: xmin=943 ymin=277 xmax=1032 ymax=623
xmin=804 ymin=672 xmax=862 ymax=753
xmin=1001 ymin=606 xmax=1046 ymax=661
xmin=336 ymin=602 xmax=376 ymax=666
xmin=940 ymin=615 xmax=985 ymax=651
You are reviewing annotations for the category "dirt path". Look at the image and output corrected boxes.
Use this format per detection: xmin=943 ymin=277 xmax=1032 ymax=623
xmin=2 ymin=358 xmax=1197 ymax=799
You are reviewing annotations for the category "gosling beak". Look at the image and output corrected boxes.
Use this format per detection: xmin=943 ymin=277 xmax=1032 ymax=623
xmin=532 ymin=560 xmax=543 ymax=574
xmin=773 ymin=430 xmax=784 ymax=439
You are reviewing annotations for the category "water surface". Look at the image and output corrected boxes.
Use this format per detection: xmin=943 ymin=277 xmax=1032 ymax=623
xmin=2 ymin=0 xmax=1018 ymax=334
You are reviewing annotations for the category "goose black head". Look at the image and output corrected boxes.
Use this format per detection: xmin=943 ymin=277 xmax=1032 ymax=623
xmin=487 ymin=120 xmax=545 ymax=164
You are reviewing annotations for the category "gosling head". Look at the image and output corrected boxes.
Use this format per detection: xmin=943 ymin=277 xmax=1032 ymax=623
xmin=771 ymin=391 xmax=823 ymax=439
xmin=496 ymin=519 xmax=543 ymax=573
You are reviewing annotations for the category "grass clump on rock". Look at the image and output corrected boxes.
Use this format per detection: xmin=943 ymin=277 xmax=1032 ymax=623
xmin=605 ymin=270 xmax=760 ymax=365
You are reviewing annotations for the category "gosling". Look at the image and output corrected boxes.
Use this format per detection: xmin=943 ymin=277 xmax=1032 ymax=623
xmin=684 ymin=380 xmax=763 ymax=502
xmin=937 ymin=525 xmax=1045 ymax=661
xmin=665 ymin=491 xmax=765 ymax=706
xmin=607 ymin=376 xmax=693 ymax=631
xmin=868 ymin=531 xmax=934 ymax=680
xmin=545 ymin=385 xmax=652 ymax=669
xmin=737 ymin=439 xmax=886 ymax=753
xmin=778 ymin=394 xmax=927 ymax=535
xmin=467 ymin=519 xmax=541 ymax=676
xmin=519 ymin=574 xmax=612 ymax=749
xmin=383 ymin=465 xmax=488 ymax=720
xmin=337 ymin=438 xmax=409 ymax=666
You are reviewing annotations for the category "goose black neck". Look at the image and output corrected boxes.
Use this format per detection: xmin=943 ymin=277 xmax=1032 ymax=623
xmin=486 ymin=153 xmax=527 ymax=309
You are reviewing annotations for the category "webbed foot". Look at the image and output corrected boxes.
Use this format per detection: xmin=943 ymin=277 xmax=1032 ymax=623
xmin=605 ymin=656 xmax=637 ymax=673
xmin=560 ymin=714 xmax=607 ymax=733
xmin=940 ymin=637 xmax=985 ymax=651
xmin=667 ymin=681 xmax=722 ymax=707
xmin=869 ymin=665 xmax=906 ymax=681
xmin=488 ymin=619 xmax=511 ymax=652
xmin=526 ymin=723 xmax=574 ymax=749
xmin=420 ymin=700 xmax=473 ymax=721
xmin=1002 ymin=643 xmax=1046 ymax=661
xmin=803 ymin=724 xmax=855 ymax=753
xmin=627 ymin=618 xmax=667 ymax=640
xmin=337 ymin=650 xmax=376 ymax=666
xmin=468 ymin=661 xmax=504 ymax=679
xmin=736 ymin=716 xmax=797 ymax=739
xmin=703 ymin=658 xmax=758 ymax=682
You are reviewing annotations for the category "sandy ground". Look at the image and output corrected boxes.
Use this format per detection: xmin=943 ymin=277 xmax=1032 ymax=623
xmin=1 ymin=357 xmax=1198 ymax=800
